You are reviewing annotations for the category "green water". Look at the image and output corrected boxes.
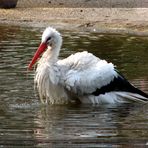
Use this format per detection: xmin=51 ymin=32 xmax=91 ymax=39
xmin=0 ymin=25 xmax=148 ymax=147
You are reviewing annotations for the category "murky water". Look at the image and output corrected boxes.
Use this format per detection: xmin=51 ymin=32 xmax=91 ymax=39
xmin=0 ymin=25 xmax=148 ymax=147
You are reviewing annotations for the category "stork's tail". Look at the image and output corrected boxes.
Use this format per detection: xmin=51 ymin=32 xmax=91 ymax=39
xmin=115 ymin=71 xmax=148 ymax=103
xmin=131 ymin=87 xmax=148 ymax=102
xmin=116 ymin=91 xmax=148 ymax=103
xmin=95 ymin=75 xmax=148 ymax=103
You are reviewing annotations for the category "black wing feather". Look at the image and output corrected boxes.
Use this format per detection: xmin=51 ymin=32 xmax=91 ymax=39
xmin=92 ymin=71 xmax=148 ymax=101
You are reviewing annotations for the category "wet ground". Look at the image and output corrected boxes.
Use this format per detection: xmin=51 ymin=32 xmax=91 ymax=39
xmin=0 ymin=25 xmax=148 ymax=147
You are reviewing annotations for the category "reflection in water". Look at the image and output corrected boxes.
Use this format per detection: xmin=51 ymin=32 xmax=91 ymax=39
xmin=0 ymin=25 xmax=148 ymax=147
xmin=34 ymin=103 xmax=148 ymax=147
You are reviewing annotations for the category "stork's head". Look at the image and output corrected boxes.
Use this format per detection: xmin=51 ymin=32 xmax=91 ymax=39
xmin=28 ymin=27 xmax=62 ymax=70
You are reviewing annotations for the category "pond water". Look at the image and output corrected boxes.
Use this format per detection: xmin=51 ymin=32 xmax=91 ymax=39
xmin=0 ymin=25 xmax=148 ymax=147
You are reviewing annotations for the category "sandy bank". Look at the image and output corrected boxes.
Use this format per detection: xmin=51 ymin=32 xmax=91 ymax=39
xmin=17 ymin=0 xmax=148 ymax=8
xmin=1 ymin=7 xmax=148 ymax=35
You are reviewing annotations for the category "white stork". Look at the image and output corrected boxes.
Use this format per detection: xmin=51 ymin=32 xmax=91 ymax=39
xmin=28 ymin=27 xmax=148 ymax=104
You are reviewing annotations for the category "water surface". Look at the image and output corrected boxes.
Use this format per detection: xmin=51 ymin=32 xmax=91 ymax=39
xmin=0 ymin=25 xmax=148 ymax=147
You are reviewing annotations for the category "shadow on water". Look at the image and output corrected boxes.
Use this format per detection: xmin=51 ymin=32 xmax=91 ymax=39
xmin=0 ymin=25 xmax=148 ymax=147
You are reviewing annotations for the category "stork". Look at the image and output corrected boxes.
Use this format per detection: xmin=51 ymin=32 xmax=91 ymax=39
xmin=28 ymin=27 xmax=148 ymax=104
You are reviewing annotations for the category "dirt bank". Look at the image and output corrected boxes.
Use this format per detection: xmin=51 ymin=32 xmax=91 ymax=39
xmin=17 ymin=0 xmax=148 ymax=8
xmin=1 ymin=7 xmax=148 ymax=36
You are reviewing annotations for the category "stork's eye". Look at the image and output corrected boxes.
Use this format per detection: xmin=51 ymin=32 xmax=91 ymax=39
xmin=47 ymin=37 xmax=51 ymax=42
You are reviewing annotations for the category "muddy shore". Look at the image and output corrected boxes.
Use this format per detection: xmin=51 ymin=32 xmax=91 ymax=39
xmin=1 ymin=6 xmax=148 ymax=35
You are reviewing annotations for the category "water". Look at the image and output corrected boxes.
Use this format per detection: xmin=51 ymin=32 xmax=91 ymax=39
xmin=0 ymin=25 xmax=148 ymax=147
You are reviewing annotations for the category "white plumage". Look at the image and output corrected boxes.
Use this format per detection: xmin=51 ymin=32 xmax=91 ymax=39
xmin=58 ymin=52 xmax=117 ymax=94
xmin=28 ymin=27 xmax=148 ymax=104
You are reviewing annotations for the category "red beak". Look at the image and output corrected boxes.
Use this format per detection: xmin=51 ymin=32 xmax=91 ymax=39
xmin=28 ymin=42 xmax=47 ymax=70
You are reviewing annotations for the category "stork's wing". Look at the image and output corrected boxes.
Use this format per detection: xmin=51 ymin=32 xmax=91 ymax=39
xmin=58 ymin=51 xmax=118 ymax=95
xmin=58 ymin=51 xmax=148 ymax=102
xmin=92 ymin=71 xmax=148 ymax=101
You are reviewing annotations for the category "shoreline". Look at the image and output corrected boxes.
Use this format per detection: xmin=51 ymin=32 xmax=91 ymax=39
xmin=1 ymin=8 xmax=148 ymax=36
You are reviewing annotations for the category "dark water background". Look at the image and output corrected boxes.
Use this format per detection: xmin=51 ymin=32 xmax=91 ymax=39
xmin=0 ymin=25 xmax=148 ymax=147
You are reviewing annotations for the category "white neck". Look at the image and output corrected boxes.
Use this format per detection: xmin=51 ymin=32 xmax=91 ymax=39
xmin=35 ymin=44 xmax=68 ymax=104
xmin=39 ymin=43 xmax=61 ymax=65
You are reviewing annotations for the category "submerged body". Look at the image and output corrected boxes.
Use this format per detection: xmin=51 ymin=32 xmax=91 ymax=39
xmin=29 ymin=27 xmax=148 ymax=104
